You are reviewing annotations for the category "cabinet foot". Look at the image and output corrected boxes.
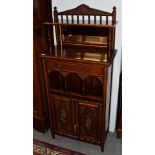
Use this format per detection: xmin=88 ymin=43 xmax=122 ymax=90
xmin=51 ymin=131 xmax=55 ymax=139
xmin=52 ymin=134 xmax=55 ymax=139
xmin=101 ymin=145 xmax=104 ymax=152
xmin=53 ymin=135 xmax=55 ymax=139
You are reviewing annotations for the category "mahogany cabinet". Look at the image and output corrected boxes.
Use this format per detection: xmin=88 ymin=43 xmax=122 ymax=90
xmin=33 ymin=0 xmax=53 ymax=132
xmin=40 ymin=46 xmax=116 ymax=151
xmin=39 ymin=4 xmax=117 ymax=151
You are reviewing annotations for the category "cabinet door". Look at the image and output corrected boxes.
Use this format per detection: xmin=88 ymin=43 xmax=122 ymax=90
xmin=77 ymin=101 xmax=100 ymax=143
xmin=52 ymin=96 xmax=74 ymax=136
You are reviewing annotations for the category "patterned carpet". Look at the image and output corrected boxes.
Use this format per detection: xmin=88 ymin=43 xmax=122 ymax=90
xmin=33 ymin=139 xmax=86 ymax=155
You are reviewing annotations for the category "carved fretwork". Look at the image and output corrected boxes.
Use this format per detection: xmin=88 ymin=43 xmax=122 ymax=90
xmin=54 ymin=4 xmax=116 ymax=27
xmin=78 ymin=101 xmax=99 ymax=142
xmin=53 ymin=96 xmax=74 ymax=135
xmin=58 ymin=4 xmax=112 ymax=16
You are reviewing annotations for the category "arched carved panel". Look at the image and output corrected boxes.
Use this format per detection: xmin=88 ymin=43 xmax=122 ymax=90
xmin=48 ymin=71 xmax=65 ymax=91
xmin=66 ymin=73 xmax=83 ymax=94
xmin=84 ymin=76 xmax=102 ymax=97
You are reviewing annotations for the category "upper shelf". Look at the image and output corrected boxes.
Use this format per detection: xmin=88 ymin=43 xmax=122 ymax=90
xmin=51 ymin=4 xmax=117 ymax=28
xmin=42 ymin=4 xmax=117 ymax=57
xmin=44 ymin=20 xmax=118 ymax=28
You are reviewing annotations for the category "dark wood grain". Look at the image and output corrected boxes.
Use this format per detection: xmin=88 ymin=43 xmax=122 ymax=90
xmin=57 ymin=4 xmax=112 ymax=16
xmin=37 ymin=4 xmax=117 ymax=152
xmin=33 ymin=0 xmax=53 ymax=132
xmin=40 ymin=46 xmax=116 ymax=151
xmin=52 ymin=4 xmax=116 ymax=50
xmin=52 ymin=96 xmax=74 ymax=136
xmin=77 ymin=101 xmax=100 ymax=143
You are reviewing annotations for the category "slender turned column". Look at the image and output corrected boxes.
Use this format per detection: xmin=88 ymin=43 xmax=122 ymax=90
xmin=112 ymin=6 xmax=116 ymax=25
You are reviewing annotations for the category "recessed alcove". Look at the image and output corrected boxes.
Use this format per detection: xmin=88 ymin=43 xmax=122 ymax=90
xmin=48 ymin=70 xmax=65 ymax=91
xmin=84 ymin=75 xmax=102 ymax=97
xmin=66 ymin=72 xmax=83 ymax=95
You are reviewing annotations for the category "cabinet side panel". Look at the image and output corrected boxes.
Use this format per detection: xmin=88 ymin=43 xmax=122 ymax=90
xmin=105 ymin=66 xmax=112 ymax=131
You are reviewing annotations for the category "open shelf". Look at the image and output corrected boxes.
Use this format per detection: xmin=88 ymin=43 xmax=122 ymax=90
xmin=48 ymin=71 xmax=65 ymax=92
xmin=48 ymin=71 xmax=103 ymax=98
xmin=84 ymin=75 xmax=103 ymax=97
xmin=66 ymin=73 xmax=83 ymax=94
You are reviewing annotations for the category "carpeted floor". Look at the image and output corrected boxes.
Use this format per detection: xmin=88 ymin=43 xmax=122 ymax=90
xmin=33 ymin=139 xmax=85 ymax=155
xmin=33 ymin=129 xmax=122 ymax=155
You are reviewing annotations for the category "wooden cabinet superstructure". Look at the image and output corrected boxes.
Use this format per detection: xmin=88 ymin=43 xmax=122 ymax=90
xmin=39 ymin=4 xmax=117 ymax=151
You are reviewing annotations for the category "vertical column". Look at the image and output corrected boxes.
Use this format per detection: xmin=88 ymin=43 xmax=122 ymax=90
xmin=54 ymin=7 xmax=60 ymax=46
xmin=112 ymin=7 xmax=116 ymax=25
xmin=100 ymin=67 xmax=108 ymax=152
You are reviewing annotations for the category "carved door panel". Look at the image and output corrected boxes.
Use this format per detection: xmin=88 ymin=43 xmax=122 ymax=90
xmin=52 ymin=96 xmax=74 ymax=136
xmin=77 ymin=101 xmax=100 ymax=143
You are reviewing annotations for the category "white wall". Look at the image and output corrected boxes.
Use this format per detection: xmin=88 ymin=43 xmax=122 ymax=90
xmin=52 ymin=0 xmax=122 ymax=132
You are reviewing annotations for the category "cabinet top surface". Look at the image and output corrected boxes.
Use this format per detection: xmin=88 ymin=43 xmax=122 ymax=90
xmin=40 ymin=46 xmax=117 ymax=66
xmin=44 ymin=21 xmax=117 ymax=28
